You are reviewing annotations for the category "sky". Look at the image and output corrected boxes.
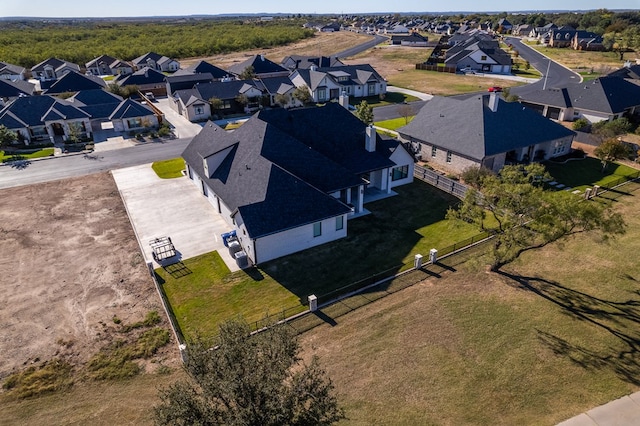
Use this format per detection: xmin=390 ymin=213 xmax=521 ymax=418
xmin=2 ymin=0 xmax=639 ymax=18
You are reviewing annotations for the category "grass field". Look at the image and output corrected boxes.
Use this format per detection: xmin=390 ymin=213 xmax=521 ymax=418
xmin=532 ymin=46 xmax=625 ymax=73
xmin=158 ymin=180 xmax=481 ymax=338
xmin=300 ymin=180 xmax=640 ymax=425
xmin=151 ymin=158 xmax=185 ymax=179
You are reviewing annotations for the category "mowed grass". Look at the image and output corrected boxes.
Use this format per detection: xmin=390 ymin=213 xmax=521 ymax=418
xmin=300 ymin=181 xmax=640 ymax=425
xmin=0 ymin=148 xmax=54 ymax=162
xmin=159 ymin=180 xmax=481 ymax=338
xmin=151 ymin=157 xmax=185 ymax=179
xmin=375 ymin=116 xmax=414 ymax=130
xmin=545 ymin=157 xmax=640 ymax=191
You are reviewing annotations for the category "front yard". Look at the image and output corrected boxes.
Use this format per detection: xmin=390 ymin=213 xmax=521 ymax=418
xmin=545 ymin=157 xmax=640 ymax=191
xmin=0 ymin=148 xmax=54 ymax=163
xmin=158 ymin=180 xmax=482 ymax=339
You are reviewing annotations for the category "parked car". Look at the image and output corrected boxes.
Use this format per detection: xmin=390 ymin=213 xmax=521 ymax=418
xmin=488 ymin=86 xmax=503 ymax=92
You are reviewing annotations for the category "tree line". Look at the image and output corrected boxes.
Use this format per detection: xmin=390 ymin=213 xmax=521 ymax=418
xmin=0 ymin=18 xmax=314 ymax=68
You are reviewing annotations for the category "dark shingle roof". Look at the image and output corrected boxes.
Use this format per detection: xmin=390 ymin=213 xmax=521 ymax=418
xmin=44 ymin=71 xmax=106 ymax=94
xmin=0 ymin=95 xmax=90 ymax=128
xmin=0 ymin=79 xmax=35 ymax=98
xmin=179 ymin=60 xmax=230 ymax=79
xmin=166 ymin=73 xmax=215 ymax=94
xmin=85 ymin=55 xmax=118 ymax=68
xmin=398 ymin=95 xmax=575 ymax=161
xmin=227 ymin=55 xmax=289 ymax=76
xmin=30 ymin=57 xmax=80 ymax=73
xmin=71 ymin=89 xmax=123 ymax=119
xmin=258 ymin=76 xmax=295 ymax=95
xmin=185 ymin=79 xmax=263 ymax=101
xmin=0 ymin=61 xmax=25 ymax=76
xmin=109 ymin=98 xmax=154 ymax=119
xmin=519 ymin=77 xmax=640 ymax=114
xmin=116 ymin=67 xmax=166 ymax=86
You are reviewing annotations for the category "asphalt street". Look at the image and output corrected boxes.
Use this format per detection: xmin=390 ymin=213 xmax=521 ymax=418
xmin=334 ymin=34 xmax=388 ymax=58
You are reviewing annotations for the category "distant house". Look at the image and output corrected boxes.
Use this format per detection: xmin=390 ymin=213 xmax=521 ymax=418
xmin=0 ymin=61 xmax=26 ymax=81
xmin=257 ymin=76 xmax=301 ymax=108
xmin=109 ymin=98 xmax=159 ymax=132
xmin=397 ymin=93 xmax=575 ymax=173
xmin=171 ymin=79 xmax=264 ymax=121
xmin=0 ymin=79 xmax=36 ymax=107
xmin=548 ymin=27 xmax=577 ymax=48
xmin=390 ymin=33 xmax=429 ymax=47
xmin=607 ymin=63 xmax=640 ymax=83
xmin=85 ymin=55 xmax=133 ymax=76
xmin=43 ymin=71 xmax=106 ymax=95
xmin=165 ymin=73 xmax=215 ymax=96
xmin=182 ymin=103 xmax=414 ymax=265
xmin=529 ymin=23 xmax=557 ymax=41
xmin=445 ymin=36 xmax=512 ymax=74
xmin=227 ymin=55 xmax=290 ymax=79
xmin=290 ymin=64 xmax=386 ymax=102
xmin=131 ymin=52 xmax=180 ymax=73
xmin=281 ymin=55 xmax=344 ymax=71
xmin=519 ymin=77 xmax=640 ymax=123
xmin=115 ymin=67 xmax=167 ymax=95
xmin=512 ymin=24 xmax=533 ymax=37
xmin=385 ymin=25 xmax=410 ymax=34
xmin=173 ymin=60 xmax=231 ymax=80
xmin=571 ymin=31 xmax=604 ymax=51
xmin=0 ymin=95 xmax=92 ymax=144
xmin=30 ymin=58 xmax=81 ymax=82
xmin=496 ymin=18 xmax=513 ymax=34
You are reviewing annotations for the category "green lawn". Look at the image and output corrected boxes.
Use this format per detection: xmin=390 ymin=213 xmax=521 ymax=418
xmin=375 ymin=116 xmax=414 ymax=130
xmin=350 ymin=91 xmax=419 ymax=107
xmin=151 ymin=158 xmax=185 ymax=179
xmin=160 ymin=180 xmax=482 ymax=338
xmin=545 ymin=158 xmax=640 ymax=191
xmin=0 ymin=148 xmax=54 ymax=162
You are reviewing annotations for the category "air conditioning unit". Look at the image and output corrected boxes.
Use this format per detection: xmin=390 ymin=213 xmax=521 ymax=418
xmin=235 ymin=251 xmax=249 ymax=268
xmin=228 ymin=240 xmax=242 ymax=257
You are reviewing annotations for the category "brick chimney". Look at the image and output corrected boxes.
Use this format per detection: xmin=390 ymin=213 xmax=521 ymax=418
xmin=488 ymin=91 xmax=499 ymax=112
xmin=339 ymin=90 xmax=349 ymax=110
xmin=365 ymin=125 xmax=376 ymax=152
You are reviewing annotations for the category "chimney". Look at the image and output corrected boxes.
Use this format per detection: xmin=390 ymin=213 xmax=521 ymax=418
xmin=365 ymin=125 xmax=376 ymax=152
xmin=339 ymin=90 xmax=349 ymax=110
xmin=488 ymin=91 xmax=499 ymax=112
xmin=260 ymin=54 xmax=265 ymax=61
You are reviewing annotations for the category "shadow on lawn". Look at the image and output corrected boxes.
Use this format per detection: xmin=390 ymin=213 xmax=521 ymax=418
xmin=499 ymin=271 xmax=640 ymax=385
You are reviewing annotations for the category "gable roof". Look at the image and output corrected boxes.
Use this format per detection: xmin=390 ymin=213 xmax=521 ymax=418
xmin=165 ymin=73 xmax=215 ymax=94
xmin=182 ymin=104 xmax=402 ymax=238
xmin=85 ymin=55 xmax=118 ymax=69
xmin=294 ymin=64 xmax=385 ymax=91
xmin=398 ymin=95 xmax=575 ymax=161
xmin=0 ymin=79 xmax=35 ymax=98
xmin=131 ymin=51 xmax=176 ymax=67
xmin=607 ymin=64 xmax=640 ymax=81
xmin=519 ymin=77 xmax=640 ymax=114
xmin=227 ymin=55 xmax=289 ymax=77
xmin=0 ymin=95 xmax=90 ymax=128
xmin=178 ymin=60 xmax=230 ymax=79
xmin=0 ymin=61 xmax=25 ymax=76
xmin=44 ymin=71 xmax=107 ymax=94
xmin=70 ymin=89 xmax=123 ymax=119
xmin=30 ymin=57 xmax=81 ymax=73
xmin=116 ymin=67 xmax=166 ymax=86
xmin=177 ymin=79 xmax=263 ymax=103
xmin=109 ymin=98 xmax=155 ymax=119
xmin=257 ymin=76 xmax=295 ymax=95
xmin=281 ymin=55 xmax=344 ymax=70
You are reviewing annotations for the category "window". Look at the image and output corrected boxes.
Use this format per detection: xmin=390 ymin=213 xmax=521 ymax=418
xmin=313 ymin=222 xmax=322 ymax=237
xmin=481 ymin=55 xmax=487 ymax=61
xmin=431 ymin=146 xmax=437 ymax=158
xmin=446 ymin=151 xmax=452 ymax=163
xmin=223 ymin=100 xmax=232 ymax=109
xmin=392 ymin=165 xmax=409 ymax=181
xmin=194 ymin=105 xmax=205 ymax=115
xmin=317 ymin=88 xmax=327 ymax=101
xmin=336 ymin=216 xmax=344 ymax=231
xmin=127 ymin=118 xmax=142 ymax=128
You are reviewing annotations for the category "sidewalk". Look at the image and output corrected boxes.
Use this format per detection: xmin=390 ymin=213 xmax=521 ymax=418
xmin=154 ymin=97 xmax=204 ymax=139
xmin=557 ymin=392 xmax=640 ymax=426
xmin=386 ymin=85 xmax=433 ymax=101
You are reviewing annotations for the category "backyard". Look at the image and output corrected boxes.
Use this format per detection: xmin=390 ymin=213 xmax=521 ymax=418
xmin=157 ymin=180 xmax=482 ymax=338
xmin=545 ymin=157 xmax=640 ymax=191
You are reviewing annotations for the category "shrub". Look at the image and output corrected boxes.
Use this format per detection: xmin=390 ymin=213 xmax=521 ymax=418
xmin=572 ymin=118 xmax=590 ymax=131
xmin=3 ymin=359 xmax=74 ymax=398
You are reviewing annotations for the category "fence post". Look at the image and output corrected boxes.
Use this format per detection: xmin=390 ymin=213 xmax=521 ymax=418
xmin=592 ymin=185 xmax=600 ymax=198
xmin=414 ymin=254 xmax=423 ymax=269
xmin=308 ymin=295 xmax=318 ymax=312
xmin=429 ymin=248 xmax=438 ymax=263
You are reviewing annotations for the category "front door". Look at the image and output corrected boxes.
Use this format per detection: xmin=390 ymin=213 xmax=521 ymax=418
xmin=51 ymin=123 xmax=64 ymax=136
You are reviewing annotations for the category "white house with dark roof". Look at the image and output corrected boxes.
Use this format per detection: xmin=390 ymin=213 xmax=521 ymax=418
xmin=85 ymin=55 xmax=133 ymax=76
xmin=290 ymin=64 xmax=386 ymax=102
xmin=227 ymin=55 xmax=290 ymax=79
xmin=182 ymin=103 xmax=414 ymax=264
xmin=30 ymin=58 xmax=81 ymax=82
xmin=445 ymin=34 xmax=512 ymax=74
xmin=0 ymin=61 xmax=26 ymax=81
xmin=518 ymin=77 xmax=640 ymax=123
xmin=131 ymin=52 xmax=180 ymax=73
xmin=109 ymin=98 xmax=158 ymax=132
xmin=398 ymin=93 xmax=576 ymax=174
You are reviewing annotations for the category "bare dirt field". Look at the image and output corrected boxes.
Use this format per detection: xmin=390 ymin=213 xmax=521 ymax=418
xmin=0 ymin=172 xmax=178 ymax=380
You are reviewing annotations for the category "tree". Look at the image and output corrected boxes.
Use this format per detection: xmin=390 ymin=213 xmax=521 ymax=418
xmin=239 ymin=65 xmax=256 ymax=80
xmin=209 ymin=97 xmax=224 ymax=117
xmin=154 ymin=320 xmax=344 ymax=426
xmin=447 ymin=163 xmax=625 ymax=271
xmin=354 ymin=100 xmax=374 ymax=125
xmin=594 ymin=138 xmax=631 ymax=172
xmin=501 ymin=87 xmax=519 ymax=102
xmin=235 ymin=94 xmax=249 ymax=112
xmin=397 ymin=104 xmax=415 ymax=125
xmin=274 ymin=93 xmax=289 ymax=108
xmin=0 ymin=125 xmax=17 ymax=147
xmin=460 ymin=166 xmax=495 ymax=189
xmin=292 ymin=85 xmax=312 ymax=105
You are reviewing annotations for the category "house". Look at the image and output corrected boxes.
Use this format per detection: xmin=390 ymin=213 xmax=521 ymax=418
xmin=385 ymin=25 xmax=410 ymax=34
xmin=173 ymin=60 xmax=230 ymax=80
xmin=290 ymin=64 xmax=386 ymax=102
xmin=529 ymin=23 xmax=557 ymax=41
xmin=390 ymin=33 xmax=429 ymax=47
xmin=85 ymin=55 xmax=133 ymax=76
xmin=397 ymin=93 xmax=576 ymax=173
xmin=0 ymin=61 xmax=26 ymax=81
xmin=115 ymin=67 xmax=167 ymax=96
xmin=0 ymin=79 xmax=36 ymax=107
xmin=43 ymin=71 xmax=106 ymax=95
xmin=30 ymin=58 xmax=81 ymax=82
xmin=171 ymin=79 xmax=264 ymax=121
xmin=518 ymin=77 xmax=640 ymax=123
xmin=109 ymin=98 xmax=159 ymax=132
xmin=496 ymin=18 xmax=513 ymax=34
xmin=281 ymin=55 xmax=344 ymax=71
xmin=165 ymin=73 xmax=215 ymax=96
xmin=571 ymin=31 xmax=604 ymax=51
xmin=0 ymin=95 xmax=92 ymax=144
xmin=256 ymin=76 xmax=301 ymax=108
xmin=548 ymin=26 xmax=578 ymax=48
xmin=607 ymin=63 xmax=640 ymax=83
xmin=227 ymin=55 xmax=290 ymax=79
xmin=181 ymin=103 xmax=414 ymax=264
xmin=131 ymin=52 xmax=180 ymax=73
xmin=445 ymin=36 xmax=512 ymax=74
xmin=68 ymin=89 xmax=124 ymax=131
xmin=512 ymin=24 xmax=533 ymax=37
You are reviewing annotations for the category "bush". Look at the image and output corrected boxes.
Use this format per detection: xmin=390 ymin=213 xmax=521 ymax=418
xmin=572 ymin=118 xmax=590 ymax=131
xmin=157 ymin=126 xmax=170 ymax=137
xmin=592 ymin=117 xmax=633 ymax=138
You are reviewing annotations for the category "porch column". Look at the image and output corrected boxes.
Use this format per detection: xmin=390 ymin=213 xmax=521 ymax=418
xmin=345 ymin=188 xmax=352 ymax=205
xmin=386 ymin=168 xmax=392 ymax=194
xmin=357 ymin=185 xmax=364 ymax=213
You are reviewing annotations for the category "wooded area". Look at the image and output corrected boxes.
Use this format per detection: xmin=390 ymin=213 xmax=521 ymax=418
xmin=0 ymin=19 xmax=314 ymax=67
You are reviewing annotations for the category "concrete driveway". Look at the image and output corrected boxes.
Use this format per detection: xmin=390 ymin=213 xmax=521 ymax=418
xmin=112 ymin=164 xmax=239 ymax=271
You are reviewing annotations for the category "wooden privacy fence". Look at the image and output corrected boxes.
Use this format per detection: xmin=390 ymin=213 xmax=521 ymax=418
xmin=414 ymin=164 xmax=468 ymax=199
xmin=415 ymin=63 xmax=457 ymax=73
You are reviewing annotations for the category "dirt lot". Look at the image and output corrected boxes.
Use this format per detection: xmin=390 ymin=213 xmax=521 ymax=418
xmin=0 ymin=172 xmax=177 ymax=380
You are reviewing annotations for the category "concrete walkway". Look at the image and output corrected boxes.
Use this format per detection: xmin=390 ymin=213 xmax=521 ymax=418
xmin=154 ymin=97 xmax=204 ymax=139
xmin=557 ymin=392 xmax=640 ymax=426
xmin=386 ymin=85 xmax=433 ymax=101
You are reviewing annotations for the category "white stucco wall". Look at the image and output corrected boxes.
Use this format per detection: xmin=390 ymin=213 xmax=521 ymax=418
xmin=389 ymin=145 xmax=415 ymax=188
